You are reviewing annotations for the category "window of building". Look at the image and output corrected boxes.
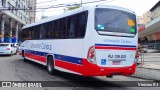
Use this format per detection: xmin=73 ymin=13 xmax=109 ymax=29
xmin=2 ymin=0 xmax=5 ymax=6
xmin=15 ymin=9 xmax=18 ymax=15
xmin=21 ymin=13 xmax=22 ymax=19
xmin=26 ymin=8 xmax=28 ymax=15
xmin=12 ymin=5 xmax=14 ymax=13
xmin=21 ymin=2 xmax=23 ymax=8
xmin=18 ymin=11 xmax=20 ymax=17
xmin=8 ymin=2 xmax=11 ymax=10
xmin=24 ymin=6 xmax=25 ymax=11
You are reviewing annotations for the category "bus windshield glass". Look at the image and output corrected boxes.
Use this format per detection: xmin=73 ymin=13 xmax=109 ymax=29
xmin=95 ymin=8 xmax=137 ymax=36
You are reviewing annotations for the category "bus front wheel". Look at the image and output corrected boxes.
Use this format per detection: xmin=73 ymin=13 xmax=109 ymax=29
xmin=47 ymin=56 xmax=55 ymax=75
xmin=22 ymin=51 xmax=27 ymax=62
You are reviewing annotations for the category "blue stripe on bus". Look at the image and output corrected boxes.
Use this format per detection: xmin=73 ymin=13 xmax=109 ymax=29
xmin=54 ymin=54 xmax=82 ymax=65
xmin=95 ymin=44 xmax=136 ymax=48
xmin=25 ymin=50 xmax=48 ymax=56
xmin=24 ymin=50 xmax=82 ymax=65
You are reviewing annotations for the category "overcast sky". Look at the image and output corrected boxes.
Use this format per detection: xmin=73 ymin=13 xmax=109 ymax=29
xmin=36 ymin=0 xmax=159 ymax=19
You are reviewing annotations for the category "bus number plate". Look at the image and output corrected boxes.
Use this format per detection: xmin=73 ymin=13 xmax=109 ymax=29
xmin=112 ymin=61 xmax=121 ymax=65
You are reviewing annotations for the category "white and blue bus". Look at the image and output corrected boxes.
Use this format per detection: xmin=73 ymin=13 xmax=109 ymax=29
xmin=19 ymin=5 xmax=138 ymax=77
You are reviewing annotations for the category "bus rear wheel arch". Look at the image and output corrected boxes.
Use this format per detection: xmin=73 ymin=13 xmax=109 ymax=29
xmin=47 ymin=56 xmax=56 ymax=75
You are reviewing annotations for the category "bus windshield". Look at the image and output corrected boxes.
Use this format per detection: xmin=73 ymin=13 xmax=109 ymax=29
xmin=95 ymin=8 xmax=137 ymax=36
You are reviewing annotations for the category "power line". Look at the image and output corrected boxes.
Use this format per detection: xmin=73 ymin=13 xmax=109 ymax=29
xmin=0 ymin=0 xmax=58 ymax=12
xmin=37 ymin=0 xmax=109 ymax=10
xmin=97 ymin=0 xmax=116 ymax=5
xmin=0 ymin=0 xmax=117 ymax=12
xmin=29 ymin=0 xmax=57 ymax=5
xmin=35 ymin=0 xmax=116 ymax=12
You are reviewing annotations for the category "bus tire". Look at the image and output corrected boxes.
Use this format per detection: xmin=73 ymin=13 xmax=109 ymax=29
xmin=22 ymin=51 xmax=27 ymax=62
xmin=47 ymin=56 xmax=55 ymax=75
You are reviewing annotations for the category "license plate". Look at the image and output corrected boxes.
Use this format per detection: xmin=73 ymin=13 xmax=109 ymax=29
xmin=112 ymin=61 xmax=121 ymax=65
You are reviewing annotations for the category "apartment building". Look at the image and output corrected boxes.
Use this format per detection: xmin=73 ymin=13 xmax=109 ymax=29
xmin=137 ymin=11 xmax=151 ymax=28
xmin=0 ymin=0 xmax=36 ymax=43
xmin=150 ymin=1 xmax=160 ymax=20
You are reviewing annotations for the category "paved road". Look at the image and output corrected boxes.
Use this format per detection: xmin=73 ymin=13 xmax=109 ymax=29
xmin=0 ymin=54 xmax=159 ymax=90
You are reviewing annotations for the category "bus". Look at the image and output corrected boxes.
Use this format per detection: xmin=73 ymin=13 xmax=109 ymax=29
xmin=19 ymin=5 xmax=138 ymax=77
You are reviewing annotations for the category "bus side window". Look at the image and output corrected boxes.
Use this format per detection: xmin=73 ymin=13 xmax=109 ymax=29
xmin=67 ymin=16 xmax=76 ymax=38
xmin=52 ymin=20 xmax=59 ymax=39
xmin=34 ymin=26 xmax=39 ymax=39
xmin=59 ymin=18 xmax=67 ymax=39
xmin=67 ymin=11 xmax=88 ymax=38
xmin=40 ymin=25 xmax=44 ymax=39
xmin=37 ymin=25 xmax=41 ymax=39
xmin=48 ymin=22 xmax=52 ymax=39
xmin=76 ymin=11 xmax=88 ymax=38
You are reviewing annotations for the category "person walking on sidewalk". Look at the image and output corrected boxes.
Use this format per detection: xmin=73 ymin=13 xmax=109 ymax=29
xmin=136 ymin=43 xmax=142 ymax=64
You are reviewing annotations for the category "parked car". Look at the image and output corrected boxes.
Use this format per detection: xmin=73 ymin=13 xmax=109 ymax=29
xmin=0 ymin=43 xmax=17 ymax=56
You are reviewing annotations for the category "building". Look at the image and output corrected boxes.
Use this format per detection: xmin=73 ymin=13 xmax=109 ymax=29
xmin=137 ymin=11 xmax=151 ymax=28
xmin=0 ymin=0 xmax=36 ymax=43
xmin=138 ymin=1 xmax=160 ymax=50
xmin=150 ymin=1 xmax=160 ymax=20
xmin=142 ymin=11 xmax=151 ymax=25
xmin=137 ymin=16 xmax=143 ymax=27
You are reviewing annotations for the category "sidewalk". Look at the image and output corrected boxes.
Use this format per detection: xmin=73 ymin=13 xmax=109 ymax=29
xmin=132 ymin=53 xmax=160 ymax=81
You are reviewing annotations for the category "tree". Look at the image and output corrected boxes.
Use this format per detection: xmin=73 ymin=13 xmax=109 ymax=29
xmin=68 ymin=5 xmax=80 ymax=10
xmin=64 ymin=4 xmax=80 ymax=12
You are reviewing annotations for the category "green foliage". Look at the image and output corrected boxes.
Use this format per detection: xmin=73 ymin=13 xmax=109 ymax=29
xmin=67 ymin=5 xmax=80 ymax=10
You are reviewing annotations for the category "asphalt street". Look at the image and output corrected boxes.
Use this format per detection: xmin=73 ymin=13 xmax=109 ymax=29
xmin=0 ymin=54 xmax=159 ymax=90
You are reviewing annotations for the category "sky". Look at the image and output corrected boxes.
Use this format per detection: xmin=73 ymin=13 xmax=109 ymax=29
xmin=36 ymin=0 xmax=159 ymax=20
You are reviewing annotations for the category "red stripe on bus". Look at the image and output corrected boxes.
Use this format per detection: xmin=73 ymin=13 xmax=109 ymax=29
xmin=95 ymin=46 xmax=136 ymax=50
xmin=55 ymin=60 xmax=85 ymax=74
xmin=25 ymin=52 xmax=46 ymax=63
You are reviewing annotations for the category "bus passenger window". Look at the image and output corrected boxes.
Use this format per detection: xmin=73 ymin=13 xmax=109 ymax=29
xmin=67 ymin=16 xmax=76 ymax=38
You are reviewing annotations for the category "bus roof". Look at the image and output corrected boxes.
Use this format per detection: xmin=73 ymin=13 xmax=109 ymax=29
xmin=22 ymin=5 xmax=135 ymax=29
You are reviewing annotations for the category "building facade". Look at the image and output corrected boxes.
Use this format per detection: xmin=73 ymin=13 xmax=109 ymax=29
xmin=138 ymin=1 xmax=160 ymax=50
xmin=137 ymin=11 xmax=151 ymax=28
xmin=137 ymin=16 xmax=143 ymax=27
xmin=150 ymin=1 xmax=160 ymax=20
xmin=0 ymin=0 xmax=36 ymax=43
xmin=142 ymin=11 xmax=151 ymax=25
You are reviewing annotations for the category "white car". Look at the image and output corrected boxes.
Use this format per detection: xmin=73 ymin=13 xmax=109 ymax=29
xmin=0 ymin=43 xmax=17 ymax=56
xmin=13 ymin=43 xmax=20 ymax=52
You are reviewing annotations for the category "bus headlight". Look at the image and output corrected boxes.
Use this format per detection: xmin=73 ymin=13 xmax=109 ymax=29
xmin=87 ymin=46 xmax=96 ymax=64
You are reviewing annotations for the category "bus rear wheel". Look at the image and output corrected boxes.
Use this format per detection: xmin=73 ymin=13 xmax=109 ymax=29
xmin=47 ymin=56 xmax=56 ymax=75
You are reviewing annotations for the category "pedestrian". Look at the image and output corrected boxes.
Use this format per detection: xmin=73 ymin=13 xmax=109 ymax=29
xmin=138 ymin=43 xmax=142 ymax=52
